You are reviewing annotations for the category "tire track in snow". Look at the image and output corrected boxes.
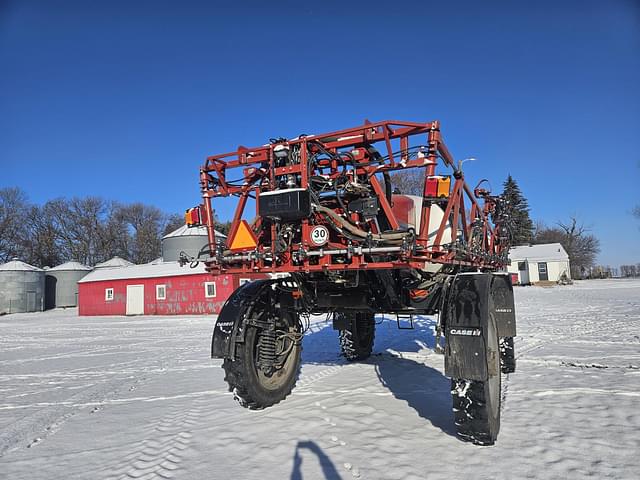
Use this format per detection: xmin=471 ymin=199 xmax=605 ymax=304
xmin=102 ymin=402 xmax=204 ymax=480
xmin=0 ymin=376 xmax=143 ymax=457
xmin=0 ymin=347 xmax=197 ymax=456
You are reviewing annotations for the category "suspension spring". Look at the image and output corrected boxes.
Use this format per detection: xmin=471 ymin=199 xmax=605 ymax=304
xmin=259 ymin=326 xmax=277 ymax=374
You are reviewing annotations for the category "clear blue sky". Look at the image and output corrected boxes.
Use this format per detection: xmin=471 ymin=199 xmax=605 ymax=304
xmin=1 ymin=0 xmax=639 ymax=266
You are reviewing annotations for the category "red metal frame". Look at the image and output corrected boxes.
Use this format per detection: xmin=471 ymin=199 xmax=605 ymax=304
xmin=195 ymin=120 xmax=508 ymax=275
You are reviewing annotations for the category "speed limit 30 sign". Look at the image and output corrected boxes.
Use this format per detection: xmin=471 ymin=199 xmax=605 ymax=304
xmin=309 ymin=225 xmax=329 ymax=246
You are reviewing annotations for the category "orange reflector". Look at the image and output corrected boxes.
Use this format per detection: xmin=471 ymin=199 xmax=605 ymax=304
xmin=437 ymin=176 xmax=451 ymax=198
xmin=229 ymin=220 xmax=258 ymax=251
xmin=409 ymin=289 xmax=429 ymax=299
xmin=185 ymin=206 xmax=202 ymax=226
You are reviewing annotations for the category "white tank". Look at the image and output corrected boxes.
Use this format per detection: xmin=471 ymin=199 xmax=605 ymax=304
xmin=391 ymin=194 xmax=453 ymax=273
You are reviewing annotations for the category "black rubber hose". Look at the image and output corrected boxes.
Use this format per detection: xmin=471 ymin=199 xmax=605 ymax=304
xmin=383 ymin=172 xmax=392 ymax=205
xmin=315 ymin=205 xmax=407 ymax=242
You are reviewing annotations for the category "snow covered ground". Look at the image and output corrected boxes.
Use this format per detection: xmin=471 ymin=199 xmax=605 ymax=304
xmin=0 ymin=279 xmax=639 ymax=479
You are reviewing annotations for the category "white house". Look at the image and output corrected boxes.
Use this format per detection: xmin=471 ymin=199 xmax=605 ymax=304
xmin=507 ymin=243 xmax=571 ymax=285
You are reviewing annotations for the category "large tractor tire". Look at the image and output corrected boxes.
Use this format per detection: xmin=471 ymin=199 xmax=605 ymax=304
xmin=338 ymin=311 xmax=375 ymax=361
xmin=451 ymin=313 xmax=501 ymax=445
xmin=222 ymin=308 xmax=302 ymax=409
xmin=499 ymin=336 xmax=516 ymax=374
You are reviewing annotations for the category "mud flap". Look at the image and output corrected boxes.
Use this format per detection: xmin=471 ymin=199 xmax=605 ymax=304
xmin=211 ymin=279 xmax=274 ymax=359
xmin=491 ymin=273 xmax=517 ymax=337
xmin=443 ymin=273 xmax=493 ymax=381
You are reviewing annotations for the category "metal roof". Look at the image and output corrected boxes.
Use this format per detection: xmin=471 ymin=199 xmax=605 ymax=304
xmin=509 ymin=243 xmax=569 ymax=262
xmin=48 ymin=261 xmax=92 ymax=272
xmin=0 ymin=259 xmax=43 ymax=272
xmin=94 ymin=256 xmax=135 ymax=268
xmin=78 ymin=261 xmax=208 ymax=283
xmin=162 ymin=225 xmax=227 ymax=239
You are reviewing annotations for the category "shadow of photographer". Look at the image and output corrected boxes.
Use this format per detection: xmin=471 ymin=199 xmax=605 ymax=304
xmin=290 ymin=440 xmax=343 ymax=480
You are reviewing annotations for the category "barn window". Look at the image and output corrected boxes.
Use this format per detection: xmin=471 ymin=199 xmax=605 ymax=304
xmin=205 ymin=282 xmax=217 ymax=298
xmin=156 ymin=285 xmax=166 ymax=300
xmin=105 ymin=288 xmax=114 ymax=301
xmin=517 ymin=262 xmax=526 ymax=271
xmin=239 ymin=278 xmax=251 ymax=286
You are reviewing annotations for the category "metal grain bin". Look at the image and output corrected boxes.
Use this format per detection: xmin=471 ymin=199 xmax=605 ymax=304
xmin=94 ymin=256 xmax=134 ymax=269
xmin=162 ymin=225 xmax=226 ymax=262
xmin=45 ymin=261 xmax=92 ymax=309
xmin=0 ymin=259 xmax=45 ymax=314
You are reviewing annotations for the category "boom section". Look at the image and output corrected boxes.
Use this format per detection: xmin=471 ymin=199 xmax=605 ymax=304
xmin=192 ymin=120 xmax=509 ymax=275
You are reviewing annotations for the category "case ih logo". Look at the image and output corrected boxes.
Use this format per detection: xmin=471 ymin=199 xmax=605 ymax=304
xmin=449 ymin=328 xmax=481 ymax=336
xmin=216 ymin=321 xmax=234 ymax=334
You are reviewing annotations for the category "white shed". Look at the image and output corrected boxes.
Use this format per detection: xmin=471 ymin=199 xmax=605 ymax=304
xmin=507 ymin=243 xmax=571 ymax=285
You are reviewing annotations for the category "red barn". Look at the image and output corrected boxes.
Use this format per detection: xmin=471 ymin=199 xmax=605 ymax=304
xmin=78 ymin=260 xmax=265 ymax=316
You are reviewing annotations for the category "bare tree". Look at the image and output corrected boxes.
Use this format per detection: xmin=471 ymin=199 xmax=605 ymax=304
xmin=389 ymin=170 xmax=424 ymax=196
xmin=0 ymin=187 xmax=193 ymax=267
xmin=216 ymin=220 xmax=233 ymax=235
xmin=534 ymin=216 xmax=600 ymax=279
xmin=163 ymin=213 xmax=185 ymax=237
xmin=43 ymin=197 xmax=110 ymax=266
xmin=23 ymin=204 xmax=62 ymax=268
xmin=96 ymin=201 xmax=130 ymax=263
xmin=120 ymin=203 xmax=166 ymax=264
xmin=0 ymin=187 xmax=30 ymax=262
xmin=620 ymin=264 xmax=639 ymax=277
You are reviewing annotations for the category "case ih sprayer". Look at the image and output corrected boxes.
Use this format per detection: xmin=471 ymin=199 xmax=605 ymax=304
xmin=182 ymin=119 xmax=517 ymax=445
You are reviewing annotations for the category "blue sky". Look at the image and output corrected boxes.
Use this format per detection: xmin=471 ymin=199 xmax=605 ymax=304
xmin=1 ymin=0 xmax=639 ymax=266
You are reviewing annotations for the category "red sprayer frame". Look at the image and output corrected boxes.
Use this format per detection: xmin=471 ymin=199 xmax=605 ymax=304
xmin=194 ymin=120 xmax=509 ymax=275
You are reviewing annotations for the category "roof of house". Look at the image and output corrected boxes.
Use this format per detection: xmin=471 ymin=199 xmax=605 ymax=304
xmin=78 ymin=260 xmax=208 ymax=283
xmin=162 ymin=225 xmax=227 ymax=239
xmin=509 ymin=243 xmax=569 ymax=262
xmin=94 ymin=256 xmax=135 ymax=268
xmin=0 ymin=259 xmax=43 ymax=272
xmin=48 ymin=261 xmax=92 ymax=272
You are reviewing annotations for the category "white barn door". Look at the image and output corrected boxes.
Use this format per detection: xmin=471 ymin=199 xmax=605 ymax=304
xmin=126 ymin=285 xmax=144 ymax=315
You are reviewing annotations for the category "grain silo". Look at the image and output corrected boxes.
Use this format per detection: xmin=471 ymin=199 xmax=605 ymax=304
xmin=0 ymin=259 xmax=46 ymax=314
xmin=45 ymin=261 xmax=92 ymax=309
xmin=94 ymin=256 xmax=134 ymax=268
xmin=162 ymin=225 xmax=226 ymax=262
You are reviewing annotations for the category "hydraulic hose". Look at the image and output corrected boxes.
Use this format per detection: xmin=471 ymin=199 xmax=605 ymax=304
xmin=314 ymin=204 xmax=408 ymax=243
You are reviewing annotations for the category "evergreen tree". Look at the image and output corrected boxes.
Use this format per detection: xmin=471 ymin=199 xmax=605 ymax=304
xmin=501 ymin=175 xmax=534 ymax=245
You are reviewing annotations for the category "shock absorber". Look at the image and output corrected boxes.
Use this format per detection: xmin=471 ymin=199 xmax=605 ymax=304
xmin=258 ymin=326 xmax=277 ymax=375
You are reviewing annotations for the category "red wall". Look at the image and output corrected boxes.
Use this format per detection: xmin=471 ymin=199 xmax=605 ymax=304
xmin=78 ymin=273 xmax=244 ymax=316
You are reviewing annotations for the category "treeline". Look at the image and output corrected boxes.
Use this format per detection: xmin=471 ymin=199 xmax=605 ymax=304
xmin=619 ymin=264 xmax=640 ymax=277
xmin=0 ymin=187 xmax=184 ymax=268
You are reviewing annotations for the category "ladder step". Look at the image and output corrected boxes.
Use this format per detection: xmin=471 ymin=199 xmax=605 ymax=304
xmin=396 ymin=314 xmax=415 ymax=330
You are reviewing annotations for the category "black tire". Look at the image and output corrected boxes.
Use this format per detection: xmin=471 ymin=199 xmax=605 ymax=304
xmin=338 ymin=311 xmax=375 ymax=361
xmin=500 ymin=336 xmax=516 ymax=374
xmin=222 ymin=311 xmax=302 ymax=409
xmin=451 ymin=313 xmax=501 ymax=445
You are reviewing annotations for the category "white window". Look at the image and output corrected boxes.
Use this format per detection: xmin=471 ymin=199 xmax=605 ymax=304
xmin=205 ymin=282 xmax=217 ymax=298
xmin=239 ymin=278 xmax=251 ymax=286
xmin=105 ymin=288 xmax=114 ymax=301
xmin=156 ymin=284 xmax=166 ymax=300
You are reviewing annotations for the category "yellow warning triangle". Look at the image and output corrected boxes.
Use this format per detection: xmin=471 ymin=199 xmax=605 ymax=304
xmin=229 ymin=220 xmax=258 ymax=251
